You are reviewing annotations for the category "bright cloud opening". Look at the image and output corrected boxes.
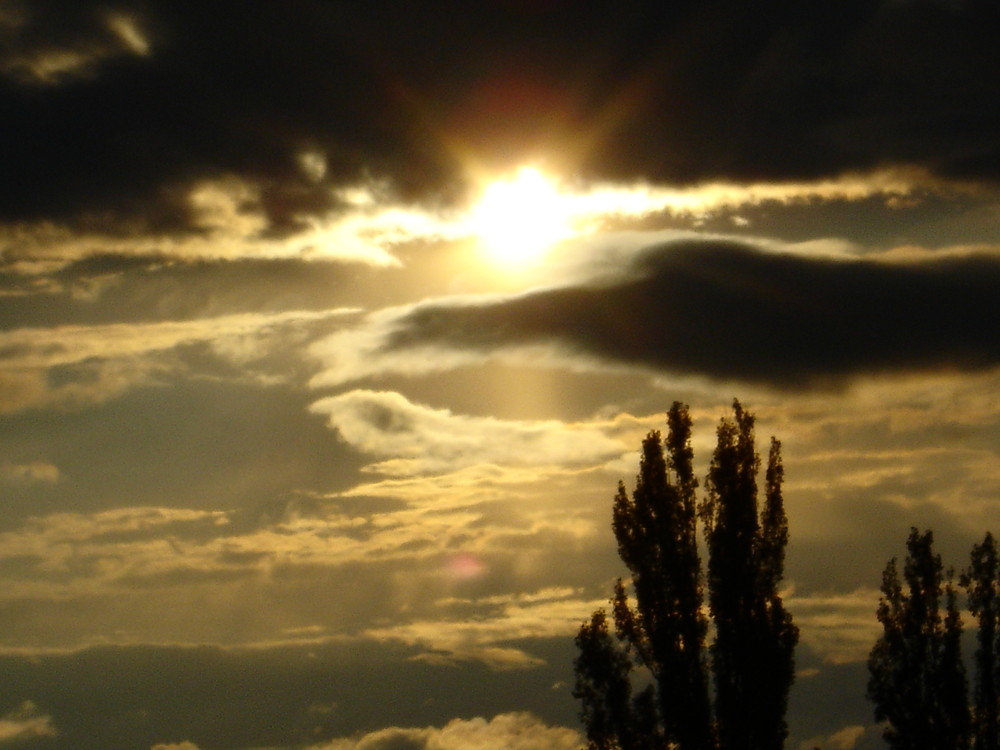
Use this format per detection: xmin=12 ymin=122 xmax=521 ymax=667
xmin=469 ymin=167 xmax=576 ymax=269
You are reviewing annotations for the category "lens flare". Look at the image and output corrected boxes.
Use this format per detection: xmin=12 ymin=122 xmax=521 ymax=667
xmin=446 ymin=552 xmax=487 ymax=580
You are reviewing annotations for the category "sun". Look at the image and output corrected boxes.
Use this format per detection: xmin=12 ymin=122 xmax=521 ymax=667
xmin=469 ymin=166 xmax=574 ymax=268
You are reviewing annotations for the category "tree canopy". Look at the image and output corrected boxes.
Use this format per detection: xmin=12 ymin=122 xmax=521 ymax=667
xmin=574 ymin=400 xmax=798 ymax=750
xmin=867 ymin=528 xmax=970 ymax=750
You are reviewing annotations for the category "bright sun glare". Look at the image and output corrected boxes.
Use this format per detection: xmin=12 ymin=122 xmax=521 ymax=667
xmin=470 ymin=166 xmax=575 ymax=269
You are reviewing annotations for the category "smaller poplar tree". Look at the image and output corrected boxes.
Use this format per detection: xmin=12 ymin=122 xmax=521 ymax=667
xmin=867 ymin=528 xmax=970 ymax=750
xmin=962 ymin=532 xmax=1000 ymax=750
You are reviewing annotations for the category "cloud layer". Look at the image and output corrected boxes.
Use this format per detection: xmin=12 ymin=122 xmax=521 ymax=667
xmin=313 ymin=238 xmax=1000 ymax=389
xmin=2 ymin=0 xmax=999 ymax=237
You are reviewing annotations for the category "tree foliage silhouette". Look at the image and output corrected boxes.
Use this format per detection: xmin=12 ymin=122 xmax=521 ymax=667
xmin=962 ymin=532 xmax=1000 ymax=750
xmin=702 ymin=403 xmax=798 ymax=750
xmin=867 ymin=528 xmax=970 ymax=750
xmin=574 ymin=400 xmax=798 ymax=750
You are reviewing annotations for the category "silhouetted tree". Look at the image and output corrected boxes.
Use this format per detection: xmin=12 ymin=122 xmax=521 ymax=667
xmin=702 ymin=404 xmax=798 ymax=750
xmin=575 ymin=609 xmax=659 ymax=750
xmin=574 ymin=400 xmax=797 ymax=750
xmin=962 ymin=532 xmax=1000 ymax=750
xmin=867 ymin=528 xmax=970 ymax=750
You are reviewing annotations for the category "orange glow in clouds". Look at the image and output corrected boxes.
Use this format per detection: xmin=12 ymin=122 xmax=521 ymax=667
xmin=446 ymin=552 xmax=487 ymax=580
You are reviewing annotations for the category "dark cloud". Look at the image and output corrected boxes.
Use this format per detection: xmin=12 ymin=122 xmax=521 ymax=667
xmin=381 ymin=241 xmax=1000 ymax=388
xmin=0 ymin=639 xmax=879 ymax=750
xmin=2 ymin=0 xmax=998 ymax=234
xmin=0 ymin=640 xmax=581 ymax=750
xmin=0 ymin=2 xmax=419 ymax=232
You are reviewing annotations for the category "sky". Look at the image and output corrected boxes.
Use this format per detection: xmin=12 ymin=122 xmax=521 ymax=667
xmin=1 ymin=1 xmax=999 ymax=748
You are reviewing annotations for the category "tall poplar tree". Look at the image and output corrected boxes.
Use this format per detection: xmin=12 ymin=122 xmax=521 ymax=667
xmin=574 ymin=400 xmax=797 ymax=750
xmin=702 ymin=405 xmax=798 ymax=750
xmin=867 ymin=528 xmax=970 ymax=750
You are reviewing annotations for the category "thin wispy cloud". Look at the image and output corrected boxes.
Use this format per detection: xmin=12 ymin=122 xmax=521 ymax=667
xmin=309 ymin=389 xmax=627 ymax=476
xmin=0 ymin=308 xmax=352 ymax=412
xmin=0 ymin=701 xmax=57 ymax=744
xmin=363 ymin=590 xmax=603 ymax=670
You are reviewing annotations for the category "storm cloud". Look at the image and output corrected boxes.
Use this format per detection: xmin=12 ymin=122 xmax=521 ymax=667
xmin=330 ymin=239 xmax=1000 ymax=389
xmin=2 ymin=0 xmax=998 ymax=236
xmin=0 ymin=643 xmax=583 ymax=750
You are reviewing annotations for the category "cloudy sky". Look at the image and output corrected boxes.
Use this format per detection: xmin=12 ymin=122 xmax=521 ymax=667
xmin=1 ymin=1 xmax=999 ymax=748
